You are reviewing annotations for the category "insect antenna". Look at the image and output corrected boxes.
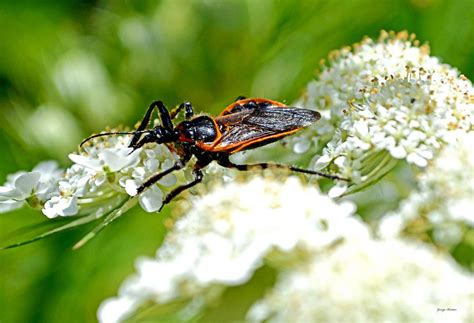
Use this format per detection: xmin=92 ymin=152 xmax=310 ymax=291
xmin=80 ymin=130 xmax=151 ymax=147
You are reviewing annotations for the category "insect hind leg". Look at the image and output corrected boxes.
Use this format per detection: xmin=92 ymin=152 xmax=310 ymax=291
xmin=218 ymin=157 xmax=348 ymax=181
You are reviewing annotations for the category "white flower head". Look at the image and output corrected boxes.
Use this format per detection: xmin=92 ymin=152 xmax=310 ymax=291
xmin=97 ymin=176 xmax=366 ymax=322
xmin=41 ymin=131 xmax=178 ymax=218
xmin=247 ymin=238 xmax=473 ymax=323
xmin=293 ymin=31 xmax=473 ymax=195
xmin=0 ymin=161 xmax=63 ymax=212
xmin=379 ymin=132 xmax=474 ymax=247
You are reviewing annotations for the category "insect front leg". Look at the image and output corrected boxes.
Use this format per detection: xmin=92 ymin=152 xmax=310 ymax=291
xmin=170 ymin=102 xmax=194 ymax=120
xmin=158 ymin=165 xmax=205 ymax=211
xmin=154 ymin=101 xmax=174 ymax=130
xmin=217 ymin=157 xmax=348 ymax=181
xmin=129 ymin=101 xmax=174 ymax=148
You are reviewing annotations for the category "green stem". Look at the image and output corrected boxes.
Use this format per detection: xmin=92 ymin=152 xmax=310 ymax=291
xmin=343 ymin=152 xmax=398 ymax=196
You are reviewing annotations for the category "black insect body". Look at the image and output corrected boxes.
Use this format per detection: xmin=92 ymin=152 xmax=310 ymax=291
xmin=81 ymin=98 xmax=346 ymax=211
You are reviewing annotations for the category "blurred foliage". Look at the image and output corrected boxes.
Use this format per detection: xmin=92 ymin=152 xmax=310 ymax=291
xmin=0 ymin=0 xmax=473 ymax=322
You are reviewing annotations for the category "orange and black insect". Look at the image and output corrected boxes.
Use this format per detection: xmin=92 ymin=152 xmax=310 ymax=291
xmin=81 ymin=97 xmax=346 ymax=210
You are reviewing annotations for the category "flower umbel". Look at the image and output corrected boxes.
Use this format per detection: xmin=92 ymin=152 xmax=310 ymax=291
xmin=97 ymin=176 xmax=364 ymax=322
xmin=45 ymin=133 xmax=178 ymax=218
xmin=294 ymin=31 xmax=473 ymax=196
xmin=0 ymin=129 xmax=182 ymax=249
xmin=0 ymin=130 xmax=178 ymax=219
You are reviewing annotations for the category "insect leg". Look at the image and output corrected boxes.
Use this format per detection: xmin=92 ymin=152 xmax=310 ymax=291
xmin=129 ymin=101 xmax=173 ymax=148
xmin=218 ymin=157 xmax=348 ymax=181
xmin=235 ymin=96 xmax=246 ymax=101
xmin=158 ymin=167 xmax=204 ymax=211
xmin=154 ymin=101 xmax=174 ymax=130
xmin=136 ymin=158 xmax=188 ymax=195
xmin=170 ymin=102 xmax=194 ymax=120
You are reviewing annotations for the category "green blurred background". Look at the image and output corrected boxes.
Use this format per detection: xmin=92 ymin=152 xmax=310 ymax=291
xmin=0 ymin=1 xmax=473 ymax=322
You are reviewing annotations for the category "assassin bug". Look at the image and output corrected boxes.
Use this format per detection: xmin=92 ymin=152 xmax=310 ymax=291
xmin=0 ymin=98 xmax=348 ymax=250
xmin=81 ymin=97 xmax=347 ymax=211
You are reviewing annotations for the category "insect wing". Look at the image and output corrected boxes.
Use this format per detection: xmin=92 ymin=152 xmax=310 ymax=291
xmin=219 ymin=98 xmax=286 ymax=116
xmin=242 ymin=105 xmax=320 ymax=131
xmin=213 ymin=105 xmax=320 ymax=153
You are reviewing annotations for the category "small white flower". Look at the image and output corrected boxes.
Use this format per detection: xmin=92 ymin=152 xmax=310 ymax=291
xmin=33 ymin=161 xmax=64 ymax=200
xmin=0 ymin=161 xmax=63 ymax=212
xmin=97 ymin=176 xmax=365 ymax=322
xmin=43 ymin=195 xmax=79 ymax=218
xmin=0 ymin=172 xmax=41 ymax=202
xmin=101 ymin=148 xmax=140 ymax=172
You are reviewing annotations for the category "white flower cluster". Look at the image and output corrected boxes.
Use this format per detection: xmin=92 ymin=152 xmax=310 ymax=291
xmin=0 ymin=133 xmax=178 ymax=217
xmin=0 ymin=161 xmax=63 ymax=213
xmin=248 ymin=239 xmax=473 ymax=323
xmin=379 ymin=132 xmax=474 ymax=247
xmin=97 ymin=176 xmax=364 ymax=322
xmin=98 ymin=176 xmax=473 ymax=323
xmin=294 ymin=31 xmax=473 ymax=195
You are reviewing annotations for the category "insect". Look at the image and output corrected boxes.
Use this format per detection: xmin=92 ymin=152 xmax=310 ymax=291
xmin=81 ymin=97 xmax=347 ymax=211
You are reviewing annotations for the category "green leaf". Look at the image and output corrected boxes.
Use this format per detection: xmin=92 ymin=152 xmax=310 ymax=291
xmin=72 ymin=196 xmax=138 ymax=249
xmin=0 ymin=196 xmax=136 ymax=250
xmin=0 ymin=213 xmax=102 ymax=250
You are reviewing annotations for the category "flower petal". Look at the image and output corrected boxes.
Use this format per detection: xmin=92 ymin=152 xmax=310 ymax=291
xmin=33 ymin=160 xmax=60 ymax=174
xmin=0 ymin=186 xmax=23 ymax=201
xmin=14 ymin=172 xmax=41 ymax=198
xmin=102 ymin=148 xmax=140 ymax=172
xmin=138 ymin=186 xmax=163 ymax=212
xmin=0 ymin=200 xmax=24 ymax=212
xmin=68 ymin=153 xmax=103 ymax=171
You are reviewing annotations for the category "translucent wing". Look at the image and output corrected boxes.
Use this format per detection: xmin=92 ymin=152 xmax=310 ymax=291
xmin=211 ymin=104 xmax=320 ymax=153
